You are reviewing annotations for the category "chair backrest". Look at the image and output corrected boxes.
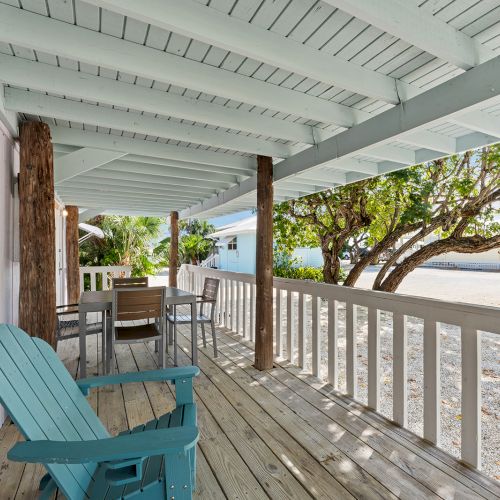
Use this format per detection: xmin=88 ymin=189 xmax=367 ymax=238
xmin=200 ymin=278 xmax=220 ymax=316
xmin=0 ymin=324 xmax=109 ymax=500
xmin=113 ymin=286 xmax=164 ymax=323
xmin=112 ymin=276 xmax=149 ymax=288
xmin=201 ymin=277 xmax=219 ymax=301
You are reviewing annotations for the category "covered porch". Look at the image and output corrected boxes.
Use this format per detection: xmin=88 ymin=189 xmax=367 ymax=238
xmin=1 ymin=319 xmax=499 ymax=499
xmin=0 ymin=0 xmax=500 ymax=498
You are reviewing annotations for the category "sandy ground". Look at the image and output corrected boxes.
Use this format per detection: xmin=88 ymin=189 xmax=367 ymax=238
xmin=353 ymin=265 xmax=500 ymax=307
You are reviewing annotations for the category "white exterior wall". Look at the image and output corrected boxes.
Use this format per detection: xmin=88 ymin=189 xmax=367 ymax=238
xmin=0 ymin=120 xmax=19 ymax=427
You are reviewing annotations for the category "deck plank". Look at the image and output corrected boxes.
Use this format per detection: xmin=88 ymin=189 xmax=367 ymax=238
xmin=1 ymin=322 xmax=498 ymax=499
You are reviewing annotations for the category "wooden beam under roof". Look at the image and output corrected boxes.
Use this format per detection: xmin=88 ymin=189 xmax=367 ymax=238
xmin=0 ymin=4 xmax=365 ymax=127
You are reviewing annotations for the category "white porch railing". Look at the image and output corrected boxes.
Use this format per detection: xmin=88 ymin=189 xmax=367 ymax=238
xmin=79 ymin=265 xmax=132 ymax=292
xmin=178 ymin=263 xmax=500 ymax=470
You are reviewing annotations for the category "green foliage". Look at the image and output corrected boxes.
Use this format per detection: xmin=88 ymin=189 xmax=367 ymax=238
xmin=79 ymin=215 xmax=166 ymax=276
xmin=154 ymin=219 xmax=216 ymax=266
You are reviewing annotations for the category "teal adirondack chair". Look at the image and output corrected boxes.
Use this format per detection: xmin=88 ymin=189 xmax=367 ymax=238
xmin=0 ymin=324 xmax=199 ymax=500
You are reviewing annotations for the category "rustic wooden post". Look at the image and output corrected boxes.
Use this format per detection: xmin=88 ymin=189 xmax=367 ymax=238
xmin=254 ymin=155 xmax=274 ymax=371
xmin=65 ymin=205 xmax=80 ymax=303
xmin=169 ymin=211 xmax=179 ymax=287
xmin=18 ymin=122 xmax=56 ymax=347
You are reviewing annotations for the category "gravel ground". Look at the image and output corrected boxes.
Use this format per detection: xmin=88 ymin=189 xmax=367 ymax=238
xmin=277 ymin=268 xmax=500 ymax=480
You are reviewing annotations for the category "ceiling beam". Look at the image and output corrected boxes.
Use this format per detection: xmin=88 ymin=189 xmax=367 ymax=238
xmin=322 ymin=0 xmax=495 ymax=70
xmin=71 ymin=175 xmax=218 ymax=196
xmin=326 ymin=158 xmax=379 ymax=175
xmin=367 ymin=145 xmax=416 ymax=165
xmin=0 ymin=4 xmax=367 ymax=127
xmin=86 ymin=0 xmax=417 ymax=104
xmin=58 ymin=182 xmax=207 ymax=201
xmin=449 ymin=111 xmax=500 ymax=138
xmin=78 ymin=208 xmax=104 ymax=223
xmin=50 ymin=127 xmax=256 ymax=170
xmin=100 ymin=160 xmax=240 ymax=184
xmin=55 ymin=147 xmax=126 ymax=185
xmin=57 ymin=187 xmax=200 ymax=203
xmin=75 ymin=172 xmax=220 ymax=196
xmin=82 ymin=168 xmax=234 ymax=191
xmin=5 ymin=88 xmax=294 ymax=158
xmin=180 ymin=56 xmax=500 ymax=219
xmin=400 ymin=130 xmax=456 ymax=155
xmin=0 ymin=55 xmax=317 ymax=144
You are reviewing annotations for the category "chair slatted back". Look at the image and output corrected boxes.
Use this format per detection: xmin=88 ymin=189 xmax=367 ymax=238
xmin=201 ymin=278 xmax=219 ymax=302
xmin=113 ymin=287 xmax=164 ymax=322
xmin=200 ymin=278 xmax=220 ymax=317
xmin=112 ymin=276 xmax=149 ymax=288
xmin=0 ymin=324 xmax=109 ymax=500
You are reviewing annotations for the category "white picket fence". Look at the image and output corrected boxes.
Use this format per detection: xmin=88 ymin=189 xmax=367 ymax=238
xmin=79 ymin=265 xmax=132 ymax=292
xmin=178 ymin=263 xmax=500 ymax=470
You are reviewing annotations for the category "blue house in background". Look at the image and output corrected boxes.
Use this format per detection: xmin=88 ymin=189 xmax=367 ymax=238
xmin=205 ymin=216 xmax=322 ymax=274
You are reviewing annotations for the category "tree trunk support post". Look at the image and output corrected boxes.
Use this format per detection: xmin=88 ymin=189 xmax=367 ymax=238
xmin=18 ymin=121 xmax=57 ymax=347
xmin=254 ymin=155 xmax=274 ymax=371
xmin=65 ymin=205 xmax=80 ymax=304
xmin=169 ymin=211 xmax=179 ymax=288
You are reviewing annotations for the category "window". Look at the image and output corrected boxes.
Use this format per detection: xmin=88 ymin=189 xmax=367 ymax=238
xmin=228 ymin=237 xmax=237 ymax=250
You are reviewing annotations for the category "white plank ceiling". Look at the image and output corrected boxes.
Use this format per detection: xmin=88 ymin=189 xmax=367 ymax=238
xmin=0 ymin=0 xmax=498 ymax=219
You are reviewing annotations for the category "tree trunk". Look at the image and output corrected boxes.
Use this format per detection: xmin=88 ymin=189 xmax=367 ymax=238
xmin=65 ymin=205 xmax=80 ymax=304
xmin=169 ymin=211 xmax=179 ymax=287
xmin=18 ymin=122 xmax=56 ymax=347
xmin=378 ymin=235 xmax=500 ymax=292
xmin=254 ymin=155 xmax=274 ymax=371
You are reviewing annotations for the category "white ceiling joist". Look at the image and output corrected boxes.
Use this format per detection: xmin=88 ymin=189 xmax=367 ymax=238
xmin=86 ymin=0 xmax=417 ymax=104
xmin=0 ymin=55 xmax=317 ymax=144
xmin=4 ymin=88 xmax=294 ymax=158
xmin=449 ymin=111 xmax=500 ymax=138
xmin=78 ymin=208 xmax=104 ymax=223
xmin=0 ymin=85 xmax=17 ymax=137
xmin=60 ymin=177 xmax=218 ymax=197
xmin=82 ymin=169 xmax=234 ymax=191
xmin=399 ymin=130 xmax=456 ymax=155
xmin=50 ymin=127 xmax=256 ymax=170
xmin=322 ymin=0 xmax=495 ymax=70
xmin=0 ymin=4 xmax=366 ymax=127
xmin=181 ymin=55 xmax=500 ymax=219
xmin=59 ymin=182 xmax=208 ymax=201
xmin=54 ymin=148 xmax=126 ymax=185
xmin=101 ymin=160 xmax=241 ymax=184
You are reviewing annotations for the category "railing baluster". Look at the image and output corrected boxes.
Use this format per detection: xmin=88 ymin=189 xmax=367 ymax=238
xmin=236 ymin=281 xmax=241 ymax=335
xmin=346 ymin=301 xmax=357 ymax=398
xmin=275 ymin=288 xmax=282 ymax=357
xmin=250 ymin=283 xmax=255 ymax=342
xmin=368 ymin=307 xmax=381 ymax=410
xmin=461 ymin=324 xmax=481 ymax=468
xmin=327 ymin=299 xmax=339 ymax=388
xmin=286 ymin=291 xmax=295 ymax=362
xmin=423 ymin=318 xmax=441 ymax=445
xmin=80 ymin=271 xmax=85 ymax=292
xmin=90 ymin=272 xmax=96 ymax=292
xmin=101 ymin=272 xmax=108 ymax=290
xmin=242 ymin=282 xmax=247 ymax=338
xmin=393 ymin=311 xmax=408 ymax=427
xmin=298 ymin=293 xmax=306 ymax=368
xmin=312 ymin=295 xmax=321 ymax=378
xmin=224 ymin=278 xmax=229 ymax=328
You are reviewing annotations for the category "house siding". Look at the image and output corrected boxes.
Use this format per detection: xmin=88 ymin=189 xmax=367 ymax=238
xmin=0 ymin=120 xmax=19 ymax=427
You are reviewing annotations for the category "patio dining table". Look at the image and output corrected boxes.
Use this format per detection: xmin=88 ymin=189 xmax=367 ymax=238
xmin=78 ymin=287 xmax=198 ymax=378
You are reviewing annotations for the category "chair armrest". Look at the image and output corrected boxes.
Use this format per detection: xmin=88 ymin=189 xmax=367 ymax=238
xmin=77 ymin=366 xmax=200 ymax=395
xmin=8 ymin=427 xmax=198 ymax=464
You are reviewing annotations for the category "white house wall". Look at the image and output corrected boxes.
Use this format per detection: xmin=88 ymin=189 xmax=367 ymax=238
xmin=0 ymin=119 xmax=19 ymax=427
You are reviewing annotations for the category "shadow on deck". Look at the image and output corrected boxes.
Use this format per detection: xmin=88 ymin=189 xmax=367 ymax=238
xmin=1 ymin=323 xmax=498 ymax=499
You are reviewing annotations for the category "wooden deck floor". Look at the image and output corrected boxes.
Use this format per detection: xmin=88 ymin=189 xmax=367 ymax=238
xmin=1 ymin=322 xmax=499 ymax=499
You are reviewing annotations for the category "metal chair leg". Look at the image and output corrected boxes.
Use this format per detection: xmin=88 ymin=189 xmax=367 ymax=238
xmin=201 ymin=322 xmax=207 ymax=348
xmin=211 ymin=320 xmax=218 ymax=358
xmin=173 ymin=322 xmax=178 ymax=366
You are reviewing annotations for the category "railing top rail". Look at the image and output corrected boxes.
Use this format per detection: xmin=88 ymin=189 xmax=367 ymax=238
xmin=80 ymin=265 xmax=132 ymax=273
xmin=181 ymin=264 xmax=500 ymax=333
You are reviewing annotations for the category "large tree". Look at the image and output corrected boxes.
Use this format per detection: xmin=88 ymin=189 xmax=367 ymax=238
xmin=274 ymin=145 xmax=500 ymax=291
